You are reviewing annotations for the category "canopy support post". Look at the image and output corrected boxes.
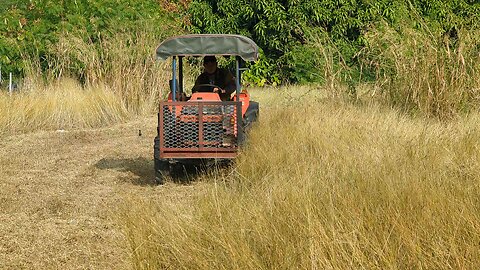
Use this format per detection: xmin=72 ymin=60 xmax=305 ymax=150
xmin=179 ymin=56 xmax=183 ymax=93
xmin=172 ymin=56 xmax=177 ymax=101
xmin=235 ymin=56 xmax=241 ymax=101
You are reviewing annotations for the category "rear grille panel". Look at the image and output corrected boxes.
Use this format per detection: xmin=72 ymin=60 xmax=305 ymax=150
xmin=160 ymin=102 xmax=241 ymax=151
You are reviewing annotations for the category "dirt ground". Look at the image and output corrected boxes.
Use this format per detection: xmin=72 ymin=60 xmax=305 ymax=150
xmin=0 ymin=116 xmax=204 ymax=269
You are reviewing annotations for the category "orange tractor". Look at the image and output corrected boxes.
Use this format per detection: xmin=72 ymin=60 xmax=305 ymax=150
xmin=154 ymin=34 xmax=260 ymax=184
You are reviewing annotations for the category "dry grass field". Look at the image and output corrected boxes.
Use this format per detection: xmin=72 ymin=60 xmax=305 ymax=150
xmin=1 ymin=87 xmax=479 ymax=269
xmin=0 ymin=115 xmax=163 ymax=269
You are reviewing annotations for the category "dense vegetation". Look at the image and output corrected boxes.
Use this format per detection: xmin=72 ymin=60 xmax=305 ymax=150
xmin=2 ymin=0 xmax=478 ymax=81
xmin=0 ymin=0 xmax=183 ymax=78
xmin=188 ymin=0 xmax=480 ymax=85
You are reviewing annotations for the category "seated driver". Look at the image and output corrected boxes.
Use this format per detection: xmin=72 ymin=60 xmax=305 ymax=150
xmin=192 ymin=56 xmax=236 ymax=101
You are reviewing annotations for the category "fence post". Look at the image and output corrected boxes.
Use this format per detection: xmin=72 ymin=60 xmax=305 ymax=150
xmin=9 ymin=73 xmax=13 ymax=95
xmin=0 ymin=65 xmax=2 ymax=84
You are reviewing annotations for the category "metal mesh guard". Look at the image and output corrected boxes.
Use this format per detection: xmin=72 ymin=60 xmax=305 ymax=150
xmin=161 ymin=103 xmax=238 ymax=149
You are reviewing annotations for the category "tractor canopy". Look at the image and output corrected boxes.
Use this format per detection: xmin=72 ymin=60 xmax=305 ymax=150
xmin=156 ymin=34 xmax=259 ymax=61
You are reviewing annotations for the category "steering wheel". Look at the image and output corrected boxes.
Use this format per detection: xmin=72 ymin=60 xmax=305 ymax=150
xmin=192 ymin=84 xmax=225 ymax=93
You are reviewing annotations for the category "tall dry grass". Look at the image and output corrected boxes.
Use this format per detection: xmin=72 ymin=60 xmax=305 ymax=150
xmin=121 ymin=88 xmax=480 ymax=269
xmin=302 ymin=22 xmax=480 ymax=118
xmin=0 ymin=78 xmax=128 ymax=134
xmin=1 ymin=24 xmax=177 ymax=135
xmin=360 ymin=23 xmax=480 ymax=118
xmin=40 ymin=28 xmax=173 ymax=114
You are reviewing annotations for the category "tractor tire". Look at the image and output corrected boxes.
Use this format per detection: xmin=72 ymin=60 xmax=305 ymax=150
xmin=154 ymin=158 xmax=169 ymax=185
xmin=240 ymin=108 xmax=259 ymax=146
xmin=154 ymin=136 xmax=169 ymax=184
xmin=243 ymin=101 xmax=259 ymax=132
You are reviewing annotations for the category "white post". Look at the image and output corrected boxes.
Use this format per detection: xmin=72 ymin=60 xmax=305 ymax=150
xmin=9 ymin=73 xmax=12 ymax=95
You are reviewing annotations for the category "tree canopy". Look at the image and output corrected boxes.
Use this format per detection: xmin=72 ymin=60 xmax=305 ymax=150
xmin=187 ymin=0 xmax=480 ymax=83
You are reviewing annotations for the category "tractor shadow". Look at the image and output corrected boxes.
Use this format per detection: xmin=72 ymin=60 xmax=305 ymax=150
xmin=94 ymin=157 xmax=208 ymax=186
xmin=95 ymin=157 xmax=155 ymax=186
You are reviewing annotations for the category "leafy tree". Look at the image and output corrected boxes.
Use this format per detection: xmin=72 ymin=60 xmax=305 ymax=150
xmin=187 ymin=0 xmax=480 ymax=84
xmin=0 ymin=0 xmax=182 ymax=78
xmin=187 ymin=0 xmax=399 ymax=83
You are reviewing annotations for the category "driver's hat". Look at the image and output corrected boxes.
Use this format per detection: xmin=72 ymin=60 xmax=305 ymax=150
xmin=203 ymin=56 xmax=217 ymax=64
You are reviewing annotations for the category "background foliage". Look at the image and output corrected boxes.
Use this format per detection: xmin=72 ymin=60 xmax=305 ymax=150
xmin=188 ymin=0 xmax=480 ymax=84
xmin=0 ymin=0 xmax=183 ymax=78
xmin=2 ymin=0 xmax=479 ymax=83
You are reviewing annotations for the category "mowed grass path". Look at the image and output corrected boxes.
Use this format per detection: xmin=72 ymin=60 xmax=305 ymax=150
xmin=0 ymin=115 xmax=209 ymax=269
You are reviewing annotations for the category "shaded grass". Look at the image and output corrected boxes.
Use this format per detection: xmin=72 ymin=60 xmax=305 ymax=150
xmin=121 ymin=89 xmax=480 ymax=269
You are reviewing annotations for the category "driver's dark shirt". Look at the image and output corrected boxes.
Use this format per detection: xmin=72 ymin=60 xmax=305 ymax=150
xmin=193 ymin=68 xmax=235 ymax=100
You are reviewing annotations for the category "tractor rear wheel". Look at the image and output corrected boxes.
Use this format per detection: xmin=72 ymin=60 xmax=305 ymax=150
xmin=154 ymin=158 xmax=169 ymax=184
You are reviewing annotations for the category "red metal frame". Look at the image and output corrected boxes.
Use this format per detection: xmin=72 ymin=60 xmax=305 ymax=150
xmin=159 ymin=101 xmax=242 ymax=159
xmin=160 ymin=152 xmax=238 ymax=159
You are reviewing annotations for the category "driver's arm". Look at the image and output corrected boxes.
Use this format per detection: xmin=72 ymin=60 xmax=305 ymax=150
xmin=192 ymin=76 xmax=201 ymax=93
xmin=224 ymin=71 xmax=236 ymax=95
